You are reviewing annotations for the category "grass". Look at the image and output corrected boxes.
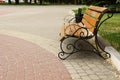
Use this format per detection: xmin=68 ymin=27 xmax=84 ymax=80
xmin=99 ymin=13 xmax=120 ymax=52
xmin=72 ymin=6 xmax=87 ymax=14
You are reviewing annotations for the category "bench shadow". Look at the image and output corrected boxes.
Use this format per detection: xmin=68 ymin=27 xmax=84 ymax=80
xmin=61 ymin=37 xmax=102 ymax=60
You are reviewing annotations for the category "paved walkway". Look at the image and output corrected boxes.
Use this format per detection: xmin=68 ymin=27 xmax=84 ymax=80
xmin=0 ymin=34 xmax=71 ymax=80
xmin=0 ymin=5 xmax=120 ymax=80
xmin=0 ymin=31 xmax=119 ymax=80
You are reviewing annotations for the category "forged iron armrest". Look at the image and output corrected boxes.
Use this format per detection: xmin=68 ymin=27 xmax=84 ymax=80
xmin=64 ymin=23 xmax=93 ymax=38
xmin=72 ymin=24 xmax=94 ymax=38
xmin=64 ymin=15 xmax=75 ymax=24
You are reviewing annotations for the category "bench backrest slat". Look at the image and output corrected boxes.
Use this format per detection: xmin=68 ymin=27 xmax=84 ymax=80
xmin=83 ymin=14 xmax=98 ymax=27
xmin=85 ymin=9 xmax=101 ymax=19
xmin=82 ymin=18 xmax=95 ymax=32
xmin=88 ymin=6 xmax=108 ymax=13
xmin=81 ymin=6 xmax=108 ymax=33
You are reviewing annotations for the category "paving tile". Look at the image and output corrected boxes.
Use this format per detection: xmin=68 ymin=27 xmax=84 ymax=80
xmin=98 ymin=75 xmax=107 ymax=79
xmin=73 ymin=79 xmax=82 ymax=80
xmin=85 ymin=70 xmax=95 ymax=75
xmin=82 ymin=66 xmax=90 ymax=70
xmin=63 ymin=53 xmax=120 ymax=80
xmin=68 ymin=69 xmax=77 ymax=74
xmin=79 ymin=72 xmax=88 ymax=76
xmin=0 ymin=34 xmax=120 ymax=80
xmin=0 ymin=34 xmax=72 ymax=80
xmin=77 ymin=69 xmax=85 ymax=73
xmin=81 ymin=76 xmax=91 ymax=80
xmin=89 ymin=74 xmax=100 ymax=80
xmin=71 ymin=74 xmax=81 ymax=79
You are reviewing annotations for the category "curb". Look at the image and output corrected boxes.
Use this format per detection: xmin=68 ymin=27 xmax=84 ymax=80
xmin=98 ymin=36 xmax=120 ymax=71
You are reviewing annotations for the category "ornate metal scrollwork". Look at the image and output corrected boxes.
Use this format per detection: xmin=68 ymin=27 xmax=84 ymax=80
xmin=94 ymin=13 xmax=113 ymax=59
xmin=58 ymin=37 xmax=76 ymax=60
xmin=65 ymin=24 xmax=90 ymax=38
xmin=58 ymin=26 xmax=95 ymax=60
xmin=58 ymin=36 xmax=99 ymax=60
xmin=58 ymin=13 xmax=113 ymax=60
xmin=74 ymin=27 xmax=89 ymax=38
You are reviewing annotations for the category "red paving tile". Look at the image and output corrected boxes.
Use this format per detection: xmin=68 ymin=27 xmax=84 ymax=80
xmin=0 ymin=34 xmax=72 ymax=80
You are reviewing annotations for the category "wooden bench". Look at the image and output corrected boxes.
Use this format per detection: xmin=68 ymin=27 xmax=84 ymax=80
xmin=58 ymin=6 xmax=113 ymax=60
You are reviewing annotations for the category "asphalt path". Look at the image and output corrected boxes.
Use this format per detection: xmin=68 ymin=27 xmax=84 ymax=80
xmin=0 ymin=5 xmax=82 ymax=41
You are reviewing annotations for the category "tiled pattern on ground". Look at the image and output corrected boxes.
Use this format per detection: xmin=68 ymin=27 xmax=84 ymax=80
xmin=63 ymin=52 xmax=120 ymax=80
xmin=0 ymin=34 xmax=72 ymax=80
xmin=0 ymin=31 xmax=119 ymax=80
xmin=58 ymin=38 xmax=120 ymax=80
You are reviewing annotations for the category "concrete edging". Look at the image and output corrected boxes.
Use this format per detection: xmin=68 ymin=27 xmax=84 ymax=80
xmin=105 ymin=46 xmax=120 ymax=71
xmin=98 ymin=36 xmax=120 ymax=71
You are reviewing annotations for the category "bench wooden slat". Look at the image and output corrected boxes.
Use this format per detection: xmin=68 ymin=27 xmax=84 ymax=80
xmin=83 ymin=14 xmax=98 ymax=27
xmin=65 ymin=23 xmax=90 ymax=37
xmin=88 ymin=6 xmax=108 ymax=13
xmin=60 ymin=23 xmax=84 ymax=38
xmin=65 ymin=24 xmax=80 ymax=36
xmin=85 ymin=9 xmax=101 ymax=19
xmin=82 ymin=18 xmax=94 ymax=32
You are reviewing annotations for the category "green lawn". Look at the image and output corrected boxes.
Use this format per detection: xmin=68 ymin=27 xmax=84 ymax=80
xmin=99 ymin=13 xmax=120 ymax=52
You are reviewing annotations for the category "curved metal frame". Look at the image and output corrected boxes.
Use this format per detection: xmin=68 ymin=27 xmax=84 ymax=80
xmin=58 ymin=13 xmax=113 ymax=60
xmin=94 ymin=13 xmax=113 ymax=58
xmin=58 ymin=36 xmax=98 ymax=60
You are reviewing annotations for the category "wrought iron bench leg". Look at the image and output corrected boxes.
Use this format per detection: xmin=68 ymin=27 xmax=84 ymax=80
xmin=58 ymin=52 xmax=74 ymax=60
xmin=95 ymin=35 xmax=111 ymax=59
xmin=58 ymin=36 xmax=79 ymax=60
xmin=58 ymin=36 xmax=99 ymax=60
xmin=93 ymin=13 xmax=113 ymax=59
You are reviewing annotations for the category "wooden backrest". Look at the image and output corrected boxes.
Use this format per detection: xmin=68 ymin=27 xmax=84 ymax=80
xmin=81 ymin=6 xmax=108 ymax=33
